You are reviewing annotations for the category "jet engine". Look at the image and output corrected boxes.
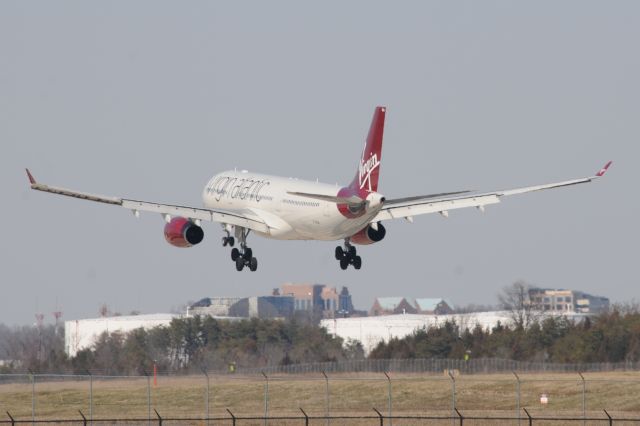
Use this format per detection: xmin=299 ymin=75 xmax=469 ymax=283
xmin=164 ymin=217 xmax=204 ymax=248
xmin=350 ymin=222 xmax=386 ymax=245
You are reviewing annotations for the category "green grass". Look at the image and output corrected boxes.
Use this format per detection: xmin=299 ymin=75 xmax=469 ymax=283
xmin=1 ymin=372 xmax=639 ymax=422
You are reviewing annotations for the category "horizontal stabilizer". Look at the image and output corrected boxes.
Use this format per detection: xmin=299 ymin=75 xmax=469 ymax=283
xmin=384 ymin=190 xmax=472 ymax=205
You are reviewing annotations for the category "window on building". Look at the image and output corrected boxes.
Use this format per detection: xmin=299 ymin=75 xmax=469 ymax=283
xmin=556 ymin=304 xmax=562 ymax=310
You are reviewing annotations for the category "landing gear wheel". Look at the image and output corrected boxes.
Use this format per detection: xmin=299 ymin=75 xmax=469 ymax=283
xmin=249 ymin=257 xmax=258 ymax=272
xmin=228 ymin=237 xmax=235 ymax=247
xmin=335 ymin=246 xmax=344 ymax=260
xmin=231 ymin=248 xmax=240 ymax=261
xmin=339 ymin=257 xmax=349 ymax=270
xmin=348 ymin=245 xmax=357 ymax=257
xmin=222 ymin=237 xmax=229 ymax=247
xmin=353 ymin=255 xmax=362 ymax=270
xmin=243 ymin=248 xmax=253 ymax=260
xmin=235 ymin=257 xmax=245 ymax=271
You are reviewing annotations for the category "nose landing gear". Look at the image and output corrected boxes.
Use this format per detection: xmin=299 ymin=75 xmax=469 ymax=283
xmin=335 ymin=239 xmax=362 ymax=270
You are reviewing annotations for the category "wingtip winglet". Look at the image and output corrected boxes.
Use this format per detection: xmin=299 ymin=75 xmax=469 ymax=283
xmin=596 ymin=161 xmax=613 ymax=177
xmin=25 ymin=168 xmax=36 ymax=185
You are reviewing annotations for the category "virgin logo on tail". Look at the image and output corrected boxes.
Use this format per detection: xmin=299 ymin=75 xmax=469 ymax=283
xmin=349 ymin=106 xmax=386 ymax=194
xmin=359 ymin=151 xmax=380 ymax=191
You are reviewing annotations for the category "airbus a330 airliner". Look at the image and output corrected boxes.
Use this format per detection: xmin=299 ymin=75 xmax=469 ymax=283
xmin=26 ymin=107 xmax=611 ymax=271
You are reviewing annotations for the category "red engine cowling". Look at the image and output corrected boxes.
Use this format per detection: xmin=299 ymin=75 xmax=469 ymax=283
xmin=164 ymin=217 xmax=204 ymax=248
xmin=350 ymin=222 xmax=386 ymax=245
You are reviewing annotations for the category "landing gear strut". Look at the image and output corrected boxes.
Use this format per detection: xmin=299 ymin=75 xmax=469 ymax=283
xmin=335 ymin=238 xmax=362 ymax=270
xmin=227 ymin=227 xmax=257 ymax=272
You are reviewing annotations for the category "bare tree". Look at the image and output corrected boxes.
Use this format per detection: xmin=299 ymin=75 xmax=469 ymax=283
xmin=99 ymin=304 xmax=109 ymax=317
xmin=498 ymin=281 xmax=541 ymax=329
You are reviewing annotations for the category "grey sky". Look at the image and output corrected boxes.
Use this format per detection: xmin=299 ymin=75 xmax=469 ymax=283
xmin=2 ymin=1 xmax=638 ymax=326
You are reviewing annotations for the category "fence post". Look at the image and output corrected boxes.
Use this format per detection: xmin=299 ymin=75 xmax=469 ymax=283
xmin=321 ymin=371 xmax=330 ymax=426
xmin=454 ymin=407 xmax=463 ymax=426
xmin=143 ymin=370 xmax=151 ymax=426
xmin=513 ymin=371 xmax=521 ymax=426
xmin=262 ymin=371 xmax=269 ymax=426
xmin=448 ymin=370 xmax=456 ymax=424
xmin=384 ymin=372 xmax=392 ymax=426
xmin=154 ymin=408 xmax=162 ymax=426
xmin=28 ymin=370 xmax=35 ymax=424
xmin=85 ymin=370 xmax=93 ymax=424
xmin=603 ymin=409 xmax=613 ymax=426
xmin=372 ymin=407 xmax=384 ymax=426
xmin=578 ymin=372 xmax=586 ymax=425
xmin=226 ymin=408 xmax=236 ymax=426
xmin=201 ymin=367 xmax=210 ymax=425
xmin=300 ymin=407 xmax=309 ymax=426
xmin=6 ymin=411 xmax=15 ymax=426
xmin=79 ymin=410 xmax=87 ymax=426
xmin=523 ymin=407 xmax=532 ymax=426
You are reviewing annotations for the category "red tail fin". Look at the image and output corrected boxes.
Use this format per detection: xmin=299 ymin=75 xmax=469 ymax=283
xmin=350 ymin=106 xmax=386 ymax=194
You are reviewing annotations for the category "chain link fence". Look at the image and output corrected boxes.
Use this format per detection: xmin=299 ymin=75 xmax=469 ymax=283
xmin=1 ymin=359 xmax=639 ymax=424
xmin=236 ymin=358 xmax=640 ymax=375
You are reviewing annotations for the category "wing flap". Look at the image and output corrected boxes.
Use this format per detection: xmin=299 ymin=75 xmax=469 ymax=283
xmin=27 ymin=170 xmax=270 ymax=234
xmin=122 ymin=199 xmax=270 ymax=233
xmin=374 ymin=194 xmax=501 ymax=221
xmin=374 ymin=162 xmax=611 ymax=222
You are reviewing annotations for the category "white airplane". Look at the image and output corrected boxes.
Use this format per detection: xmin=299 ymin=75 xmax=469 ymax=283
xmin=26 ymin=106 xmax=611 ymax=272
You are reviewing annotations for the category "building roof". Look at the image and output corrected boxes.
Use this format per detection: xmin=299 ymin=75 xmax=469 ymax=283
xmin=74 ymin=313 xmax=179 ymax=322
xmin=414 ymin=298 xmax=451 ymax=311
xmin=375 ymin=297 xmax=407 ymax=310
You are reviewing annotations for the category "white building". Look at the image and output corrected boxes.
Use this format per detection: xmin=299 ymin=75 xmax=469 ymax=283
xmin=65 ymin=314 xmax=180 ymax=357
xmin=65 ymin=313 xmax=246 ymax=357
xmin=321 ymin=311 xmax=590 ymax=355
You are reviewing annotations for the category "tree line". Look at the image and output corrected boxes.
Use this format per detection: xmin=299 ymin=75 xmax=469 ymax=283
xmin=1 ymin=307 xmax=639 ymax=374
xmin=0 ymin=316 xmax=364 ymax=375
xmin=369 ymin=308 xmax=640 ymax=363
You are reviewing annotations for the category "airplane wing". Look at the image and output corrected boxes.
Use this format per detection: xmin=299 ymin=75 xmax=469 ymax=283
xmin=24 ymin=169 xmax=270 ymax=233
xmin=373 ymin=161 xmax=612 ymax=222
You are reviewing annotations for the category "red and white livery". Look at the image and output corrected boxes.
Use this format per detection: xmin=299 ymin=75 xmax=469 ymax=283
xmin=26 ymin=107 xmax=611 ymax=271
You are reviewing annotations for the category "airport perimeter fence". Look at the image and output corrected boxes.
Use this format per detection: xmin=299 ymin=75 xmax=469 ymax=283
xmin=235 ymin=358 xmax=640 ymax=375
xmin=1 ymin=410 xmax=640 ymax=425
xmin=2 ymin=363 xmax=640 ymax=424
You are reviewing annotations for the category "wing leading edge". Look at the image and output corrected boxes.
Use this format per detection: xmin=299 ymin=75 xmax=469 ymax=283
xmin=373 ymin=161 xmax=612 ymax=222
xmin=25 ymin=170 xmax=270 ymax=233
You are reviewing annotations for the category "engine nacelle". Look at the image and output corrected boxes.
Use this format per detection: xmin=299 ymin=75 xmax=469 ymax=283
xmin=164 ymin=217 xmax=204 ymax=248
xmin=350 ymin=222 xmax=386 ymax=245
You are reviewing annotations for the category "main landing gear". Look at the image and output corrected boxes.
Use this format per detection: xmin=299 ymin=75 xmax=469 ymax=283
xmin=222 ymin=231 xmax=235 ymax=247
xmin=335 ymin=239 xmax=362 ymax=270
xmin=225 ymin=227 xmax=258 ymax=272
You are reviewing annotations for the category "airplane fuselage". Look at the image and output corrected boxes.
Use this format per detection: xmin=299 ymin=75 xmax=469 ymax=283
xmin=202 ymin=170 xmax=382 ymax=241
